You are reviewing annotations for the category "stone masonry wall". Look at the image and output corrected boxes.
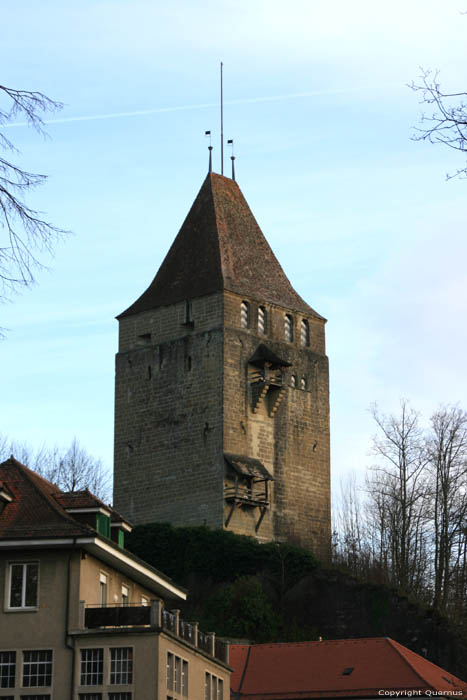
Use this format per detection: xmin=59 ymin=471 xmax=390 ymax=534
xmin=223 ymin=291 xmax=331 ymax=561
xmin=114 ymin=293 xmax=225 ymax=528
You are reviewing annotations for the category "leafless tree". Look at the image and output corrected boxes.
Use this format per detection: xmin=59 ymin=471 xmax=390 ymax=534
xmin=426 ymin=405 xmax=467 ymax=611
xmin=0 ymin=434 xmax=111 ymax=502
xmin=0 ymin=84 xmax=66 ymax=308
xmin=368 ymin=401 xmax=430 ymax=593
xmin=410 ymin=68 xmax=467 ymax=179
xmin=332 ymin=474 xmax=367 ymax=575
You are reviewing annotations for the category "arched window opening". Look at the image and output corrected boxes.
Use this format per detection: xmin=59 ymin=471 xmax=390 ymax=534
xmin=258 ymin=306 xmax=266 ymax=335
xmin=300 ymin=319 xmax=310 ymax=347
xmin=284 ymin=314 xmax=293 ymax=342
xmin=290 ymin=374 xmax=297 ymax=388
xmin=241 ymin=301 xmax=250 ymax=328
xmin=300 ymin=376 xmax=307 ymax=390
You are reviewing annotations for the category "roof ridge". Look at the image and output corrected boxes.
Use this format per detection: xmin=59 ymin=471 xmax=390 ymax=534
xmin=206 ymin=173 xmax=226 ymax=294
xmin=385 ymin=638 xmax=435 ymax=689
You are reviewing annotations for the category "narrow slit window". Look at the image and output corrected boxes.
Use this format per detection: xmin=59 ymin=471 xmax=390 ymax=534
xmin=184 ymin=299 xmax=193 ymax=324
xmin=290 ymin=374 xmax=297 ymax=388
xmin=300 ymin=319 xmax=310 ymax=346
xmin=300 ymin=376 xmax=307 ymax=390
xmin=240 ymin=301 xmax=250 ymax=328
xmin=284 ymin=314 xmax=293 ymax=342
xmin=258 ymin=306 xmax=266 ymax=335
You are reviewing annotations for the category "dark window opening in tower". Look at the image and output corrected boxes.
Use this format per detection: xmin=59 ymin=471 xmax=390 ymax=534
xmin=284 ymin=314 xmax=293 ymax=342
xmin=138 ymin=332 xmax=151 ymax=345
xmin=184 ymin=299 xmax=193 ymax=324
xmin=241 ymin=301 xmax=250 ymax=328
xmin=258 ymin=306 xmax=266 ymax=335
xmin=301 ymin=319 xmax=310 ymax=347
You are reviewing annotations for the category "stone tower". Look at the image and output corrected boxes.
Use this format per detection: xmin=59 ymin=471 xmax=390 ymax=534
xmin=114 ymin=173 xmax=330 ymax=560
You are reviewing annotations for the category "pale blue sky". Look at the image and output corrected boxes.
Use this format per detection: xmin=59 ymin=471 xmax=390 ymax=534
xmin=1 ymin=0 xmax=466 ymax=496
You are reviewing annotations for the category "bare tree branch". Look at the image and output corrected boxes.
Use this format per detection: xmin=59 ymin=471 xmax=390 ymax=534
xmin=410 ymin=68 xmax=467 ymax=179
xmin=0 ymin=84 xmax=68 ymax=318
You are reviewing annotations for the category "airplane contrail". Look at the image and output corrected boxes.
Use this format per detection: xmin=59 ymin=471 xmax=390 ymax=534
xmin=4 ymin=85 xmax=383 ymax=128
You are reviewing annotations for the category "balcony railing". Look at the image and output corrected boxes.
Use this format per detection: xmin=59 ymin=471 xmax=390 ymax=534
xmin=250 ymin=368 xmax=283 ymax=386
xmin=82 ymin=601 xmax=229 ymax=664
xmin=224 ymin=485 xmax=268 ymax=505
xmin=85 ymin=603 xmax=150 ymax=628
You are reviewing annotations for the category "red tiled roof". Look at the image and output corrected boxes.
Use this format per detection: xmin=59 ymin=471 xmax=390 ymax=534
xmin=0 ymin=457 xmax=90 ymax=539
xmin=53 ymin=490 xmax=131 ymax=527
xmin=118 ymin=173 xmax=323 ymax=319
xmin=54 ymin=489 xmax=109 ymax=510
xmin=229 ymin=638 xmax=467 ymax=699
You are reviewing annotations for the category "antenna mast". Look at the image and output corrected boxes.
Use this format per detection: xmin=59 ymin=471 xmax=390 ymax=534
xmin=220 ymin=61 xmax=224 ymax=175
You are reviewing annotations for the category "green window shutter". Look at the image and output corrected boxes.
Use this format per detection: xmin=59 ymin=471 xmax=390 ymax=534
xmin=96 ymin=512 xmax=111 ymax=538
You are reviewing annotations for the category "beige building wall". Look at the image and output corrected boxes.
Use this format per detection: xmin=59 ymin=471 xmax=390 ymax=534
xmin=0 ymin=548 xmax=76 ymax=698
xmin=1 ymin=546 xmax=230 ymax=699
xmin=79 ymin=552 xmax=155 ymax=607
xmin=158 ymin=633 xmax=229 ymax=700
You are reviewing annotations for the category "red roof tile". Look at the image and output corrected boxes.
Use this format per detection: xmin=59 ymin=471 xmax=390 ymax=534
xmin=0 ymin=457 xmax=90 ymax=539
xmin=118 ymin=173 xmax=323 ymax=319
xmin=54 ymin=489 xmax=109 ymax=510
xmin=229 ymin=638 xmax=467 ymax=698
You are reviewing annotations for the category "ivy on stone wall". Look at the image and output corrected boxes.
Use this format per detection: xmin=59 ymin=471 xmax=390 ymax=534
xmin=126 ymin=522 xmax=318 ymax=588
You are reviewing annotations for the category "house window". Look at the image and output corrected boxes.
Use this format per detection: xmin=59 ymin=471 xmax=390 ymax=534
xmin=20 ymin=696 xmax=51 ymax=700
xmin=80 ymin=648 xmax=103 ymax=686
xmin=205 ymin=672 xmax=223 ymax=700
xmin=99 ymin=573 xmax=107 ymax=606
xmin=141 ymin=596 xmax=149 ymax=606
xmin=167 ymin=653 xmax=174 ymax=691
xmin=79 ymin=695 xmax=102 ymax=700
xmin=300 ymin=319 xmax=310 ymax=346
xmin=258 ymin=306 xmax=266 ymax=335
xmin=121 ymin=585 xmax=129 ymax=606
xmin=284 ymin=314 xmax=293 ymax=342
xmin=181 ymin=660 xmax=188 ymax=696
xmin=167 ymin=653 xmax=187 ymax=696
xmin=110 ymin=648 xmax=133 ymax=685
xmin=0 ymin=651 xmax=16 ymax=688
xmin=109 ymin=694 xmax=132 ymax=700
xmin=8 ymin=562 xmax=39 ymax=609
xmin=22 ymin=651 xmax=52 ymax=687
xmin=240 ymin=301 xmax=249 ymax=328
xmin=290 ymin=374 xmax=297 ymax=388
xmin=300 ymin=376 xmax=307 ymax=390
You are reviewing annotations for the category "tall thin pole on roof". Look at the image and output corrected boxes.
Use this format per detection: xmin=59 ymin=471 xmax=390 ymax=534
xmin=220 ymin=62 xmax=224 ymax=175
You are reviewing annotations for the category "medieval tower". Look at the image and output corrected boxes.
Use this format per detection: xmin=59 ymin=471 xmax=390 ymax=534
xmin=113 ymin=172 xmax=331 ymax=560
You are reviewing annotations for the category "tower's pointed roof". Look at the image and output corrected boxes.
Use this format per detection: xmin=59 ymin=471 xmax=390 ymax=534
xmin=119 ymin=173 xmax=323 ymax=319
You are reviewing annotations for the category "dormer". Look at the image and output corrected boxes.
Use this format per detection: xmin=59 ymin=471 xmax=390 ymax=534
xmin=53 ymin=490 xmax=132 ymax=546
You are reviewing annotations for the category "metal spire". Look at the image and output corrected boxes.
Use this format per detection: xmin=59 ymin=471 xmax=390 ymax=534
xmin=205 ymin=131 xmax=212 ymax=173
xmin=228 ymin=139 xmax=235 ymax=181
xmin=220 ymin=62 xmax=224 ymax=175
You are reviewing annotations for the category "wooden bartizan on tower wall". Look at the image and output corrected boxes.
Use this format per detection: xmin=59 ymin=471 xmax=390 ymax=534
xmin=114 ymin=173 xmax=331 ymax=561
